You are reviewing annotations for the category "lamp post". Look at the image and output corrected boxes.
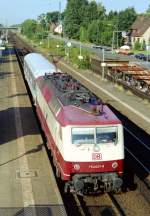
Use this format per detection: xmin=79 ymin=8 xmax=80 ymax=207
xmin=56 ymin=44 xmax=60 ymax=55
xmin=48 ymin=33 xmax=50 ymax=48
xmin=45 ymin=19 xmax=50 ymax=49
xmin=80 ymin=42 xmax=82 ymax=56
xmin=66 ymin=41 xmax=71 ymax=62
xmin=78 ymin=42 xmax=83 ymax=61
xmin=101 ymin=48 xmax=106 ymax=80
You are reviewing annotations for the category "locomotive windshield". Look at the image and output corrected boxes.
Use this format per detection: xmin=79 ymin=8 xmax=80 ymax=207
xmin=72 ymin=126 xmax=118 ymax=145
xmin=96 ymin=126 xmax=117 ymax=144
xmin=72 ymin=128 xmax=95 ymax=145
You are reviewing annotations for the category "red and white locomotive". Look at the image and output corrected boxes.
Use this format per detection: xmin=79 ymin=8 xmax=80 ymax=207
xmin=24 ymin=53 xmax=124 ymax=194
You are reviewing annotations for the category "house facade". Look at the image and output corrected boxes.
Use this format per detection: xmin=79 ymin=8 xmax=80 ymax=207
xmin=129 ymin=16 xmax=150 ymax=49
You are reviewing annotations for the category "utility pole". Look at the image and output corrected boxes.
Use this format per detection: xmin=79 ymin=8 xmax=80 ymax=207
xmin=5 ymin=19 xmax=7 ymax=42
xmin=58 ymin=1 xmax=61 ymax=25
xmin=112 ymin=31 xmax=123 ymax=53
xmin=47 ymin=1 xmax=52 ymax=48
xmin=112 ymin=31 xmax=115 ymax=53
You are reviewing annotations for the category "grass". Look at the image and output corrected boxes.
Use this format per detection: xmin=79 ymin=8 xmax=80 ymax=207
xmin=21 ymin=34 xmax=91 ymax=69
xmin=132 ymin=50 xmax=150 ymax=54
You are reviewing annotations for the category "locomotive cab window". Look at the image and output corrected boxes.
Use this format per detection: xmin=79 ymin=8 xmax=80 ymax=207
xmin=72 ymin=128 xmax=95 ymax=145
xmin=72 ymin=126 xmax=118 ymax=145
xmin=96 ymin=126 xmax=118 ymax=144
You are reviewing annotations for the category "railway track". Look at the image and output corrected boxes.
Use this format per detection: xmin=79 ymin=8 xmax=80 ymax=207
xmin=10 ymin=33 xmax=150 ymax=216
xmin=114 ymin=78 xmax=150 ymax=102
xmin=74 ymin=193 xmax=126 ymax=216
xmin=109 ymin=105 xmax=150 ymax=185
xmin=59 ymin=191 xmax=127 ymax=216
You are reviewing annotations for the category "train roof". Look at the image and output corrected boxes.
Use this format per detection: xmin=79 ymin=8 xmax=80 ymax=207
xmin=37 ymin=73 xmax=121 ymax=126
xmin=24 ymin=53 xmax=60 ymax=78
xmin=57 ymin=105 xmax=121 ymax=126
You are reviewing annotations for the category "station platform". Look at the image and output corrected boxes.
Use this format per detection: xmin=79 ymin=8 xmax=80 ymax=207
xmin=0 ymin=48 xmax=66 ymax=215
xmin=58 ymin=60 xmax=150 ymax=135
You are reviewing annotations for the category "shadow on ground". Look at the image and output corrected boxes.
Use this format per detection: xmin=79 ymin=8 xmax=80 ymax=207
xmin=0 ymin=107 xmax=39 ymax=145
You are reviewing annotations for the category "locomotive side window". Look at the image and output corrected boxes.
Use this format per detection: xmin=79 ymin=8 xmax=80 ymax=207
xmin=72 ymin=128 xmax=95 ymax=145
xmin=96 ymin=126 xmax=118 ymax=144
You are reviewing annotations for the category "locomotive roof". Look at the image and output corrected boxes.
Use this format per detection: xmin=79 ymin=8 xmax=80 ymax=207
xmin=37 ymin=73 xmax=121 ymax=126
xmin=24 ymin=53 xmax=60 ymax=78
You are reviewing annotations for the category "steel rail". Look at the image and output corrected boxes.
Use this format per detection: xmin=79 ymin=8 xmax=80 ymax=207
xmin=74 ymin=193 xmax=127 ymax=216
xmin=124 ymin=127 xmax=150 ymax=151
xmin=125 ymin=147 xmax=150 ymax=174
xmin=108 ymin=193 xmax=126 ymax=216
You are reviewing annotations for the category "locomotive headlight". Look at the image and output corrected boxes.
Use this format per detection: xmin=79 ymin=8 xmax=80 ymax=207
xmin=112 ymin=162 xmax=118 ymax=169
xmin=74 ymin=164 xmax=80 ymax=170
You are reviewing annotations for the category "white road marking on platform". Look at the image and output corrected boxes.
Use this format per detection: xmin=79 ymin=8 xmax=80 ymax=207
xmin=9 ymin=53 xmax=36 ymax=209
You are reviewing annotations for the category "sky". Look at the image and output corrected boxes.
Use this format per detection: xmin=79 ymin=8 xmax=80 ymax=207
xmin=0 ymin=0 xmax=150 ymax=26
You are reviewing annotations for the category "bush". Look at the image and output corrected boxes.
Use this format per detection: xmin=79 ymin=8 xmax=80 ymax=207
xmin=77 ymin=55 xmax=90 ymax=69
xmin=134 ymin=41 xmax=141 ymax=50
xmin=142 ymin=40 xmax=146 ymax=50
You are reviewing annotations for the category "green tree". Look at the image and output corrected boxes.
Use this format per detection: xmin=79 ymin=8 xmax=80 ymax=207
xmin=82 ymin=1 xmax=99 ymax=27
xmin=142 ymin=40 xmax=146 ymax=50
xmin=37 ymin=14 xmax=47 ymax=29
xmin=63 ymin=0 xmax=88 ymax=39
xmin=87 ymin=20 xmax=98 ymax=43
xmin=101 ymin=23 xmax=114 ymax=46
xmin=81 ymin=1 xmax=106 ymax=28
xmin=97 ymin=2 xmax=106 ymax=19
xmin=79 ymin=26 xmax=87 ymax=42
xmin=108 ymin=10 xmax=118 ymax=20
xmin=87 ymin=20 xmax=104 ymax=44
xmin=46 ymin=11 xmax=61 ymax=24
xmin=134 ymin=41 xmax=141 ymax=50
xmin=118 ymin=7 xmax=137 ymax=31
xmin=146 ymin=4 xmax=150 ymax=14
xmin=21 ymin=19 xmax=37 ymax=39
